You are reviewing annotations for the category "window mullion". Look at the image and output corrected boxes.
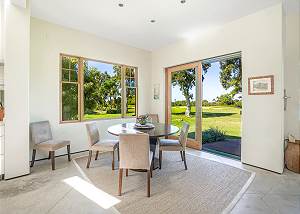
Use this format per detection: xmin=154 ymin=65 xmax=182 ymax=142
xmin=121 ymin=66 xmax=126 ymax=117
xmin=79 ymin=58 xmax=84 ymax=121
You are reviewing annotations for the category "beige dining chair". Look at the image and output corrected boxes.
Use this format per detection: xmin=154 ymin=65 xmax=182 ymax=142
xmin=158 ymin=122 xmax=190 ymax=170
xmin=139 ymin=114 xmax=159 ymax=123
xmin=86 ymin=123 xmax=119 ymax=170
xmin=30 ymin=121 xmax=71 ymax=170
xmin=118 ymin=133 xmax=153 ymax=197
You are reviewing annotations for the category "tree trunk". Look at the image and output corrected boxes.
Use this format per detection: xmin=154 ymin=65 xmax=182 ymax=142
xmin=184 ymin=96 xmax=191 ymax=117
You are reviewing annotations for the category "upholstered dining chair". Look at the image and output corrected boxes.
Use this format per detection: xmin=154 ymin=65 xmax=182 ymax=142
xmin=118 ymin=133 xmax=153 ymax=197
xmin=158 ymin=122 xmax=190 ymax=170
xmin=86 ymin=123 xmax=119 ymax=170
xmin=30 ymin=121 xmax=71 ymax=170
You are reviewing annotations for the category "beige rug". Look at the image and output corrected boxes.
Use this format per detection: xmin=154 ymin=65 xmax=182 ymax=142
xmin=74 ymin=152 xmax=254 ymax=214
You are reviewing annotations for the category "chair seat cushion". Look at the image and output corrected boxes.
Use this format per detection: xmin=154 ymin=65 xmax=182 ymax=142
xmin=34 ymin=140 xmax=70 ymax=151
xmin=91 ymin=139 xmax=119 ymax=152
xmin=159 ymin=139 xmax=183 ymax=151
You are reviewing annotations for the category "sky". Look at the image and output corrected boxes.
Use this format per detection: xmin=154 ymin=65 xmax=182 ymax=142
xmin=87 ymin=60 xmax=115 ymax=76
xmin=172 ymin=62 xmax=231 ymax=102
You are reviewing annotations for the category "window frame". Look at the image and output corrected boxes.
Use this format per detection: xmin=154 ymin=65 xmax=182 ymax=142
xmin=59 ymin=53 xmax=138 ymax=123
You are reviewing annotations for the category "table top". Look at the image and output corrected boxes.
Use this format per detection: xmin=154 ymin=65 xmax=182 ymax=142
xmin=107 ymin=122 xmax=179 ymax=138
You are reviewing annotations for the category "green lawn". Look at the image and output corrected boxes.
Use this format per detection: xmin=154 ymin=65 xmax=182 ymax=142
xmin=171 ymin=105 xmax=241 ymax=139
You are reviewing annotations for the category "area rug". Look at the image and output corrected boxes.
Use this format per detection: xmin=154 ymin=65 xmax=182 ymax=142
xmin=74 ymin=152 xmax=254 ymax=214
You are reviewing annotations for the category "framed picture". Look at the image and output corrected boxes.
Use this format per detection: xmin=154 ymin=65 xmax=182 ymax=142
xmin=248 ymin=75 xmax=274 ymax=95
xmin=153 ymin=84 xmax=160 ymax=100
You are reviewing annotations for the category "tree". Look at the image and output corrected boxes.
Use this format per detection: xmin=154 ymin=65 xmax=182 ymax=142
xmin=172 ymin=69 xmax=195 ymax=117
xmin=216 ymin=93 xmax=235 ymax=105
xmin=219 ymin=58 xmax=242 ymax=96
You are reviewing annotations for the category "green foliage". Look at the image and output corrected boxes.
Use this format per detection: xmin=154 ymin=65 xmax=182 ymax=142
xmin=202 ymin=127 xmax=226 ymax=143
xmin=215 ymin=93 xmax=235 ymax=105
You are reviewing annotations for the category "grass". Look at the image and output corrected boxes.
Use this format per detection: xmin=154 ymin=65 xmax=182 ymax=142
xmin=171 ymin=105 xmax=241 ymax=139
xmin=84 ymin=105 xmax=136 ymax=120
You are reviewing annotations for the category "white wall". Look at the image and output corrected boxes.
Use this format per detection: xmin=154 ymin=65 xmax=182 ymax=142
xmin=4 ymin=0 xmax=30 ymax=179
xmin=283 ymin=0 xmax=300 ymax=139
xmin=151 ymin=4 xmax=284 ymax=173
xmin=30 ymin=18 xmax=152 ymax=158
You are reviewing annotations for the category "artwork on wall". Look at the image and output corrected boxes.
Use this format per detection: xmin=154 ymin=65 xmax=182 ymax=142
xmin=248 ymin=75 xmax=274 ymax=95
xmin=153 ymin=84 xmax=160 ymax=100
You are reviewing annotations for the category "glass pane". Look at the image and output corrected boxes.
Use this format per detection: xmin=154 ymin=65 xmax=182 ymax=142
xmin=70 ymin=70 xmax=78 ymax=82
xmin=83 ymin=60 xmax=121 ymax=119
xmin=62 ymin=69 xmax=70 ymax=81
xmin=130 ymin=78 xmax=136 ymax=87
xmin=171 ymin=68 xmax=196 ymax=139
xmin=70 ymin=58 xmax=79 ymax=70
xmin=62 ymin=83 xmax=78 ymax=121
xmin=126 ymin=88 xmax=136 ymax=117
xmin=62 ymin=56 xmax=70 ymax=69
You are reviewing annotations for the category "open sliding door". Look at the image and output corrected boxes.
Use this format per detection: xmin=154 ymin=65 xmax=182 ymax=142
xmin=165 ymin=62 xmax=202 ymax=150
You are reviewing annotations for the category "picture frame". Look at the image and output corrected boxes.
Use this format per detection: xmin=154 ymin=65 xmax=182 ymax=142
xmin=248 ymin=75 xmax=274 ymax=95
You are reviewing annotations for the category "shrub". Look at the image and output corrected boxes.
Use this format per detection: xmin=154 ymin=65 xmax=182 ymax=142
xmin=202 ymin=127 xmax=226 ymax=143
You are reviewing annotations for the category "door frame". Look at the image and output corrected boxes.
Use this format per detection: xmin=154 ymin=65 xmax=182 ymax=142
xmin=165 ymin=61 xmax=203 ymax=150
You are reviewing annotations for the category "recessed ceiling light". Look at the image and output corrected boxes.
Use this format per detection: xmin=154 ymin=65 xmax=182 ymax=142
xmin=118 ymin=3 xmax=124 ymax=7
xmin=150 ymin=19 xmax=156 ymax=23
xmin=180 ymin=0 xmax=186 ymax=3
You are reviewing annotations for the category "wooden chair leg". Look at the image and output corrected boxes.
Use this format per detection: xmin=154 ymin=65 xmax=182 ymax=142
xmin=118 ymin=168 xmax=123 ymax=196
xmin=67 ymin=145 xmax=71 ymax=161
xmin=95 ymin=151 xmax=99 ymax=160
xmin=150 ymin=164 xmax=153 ymax=178
xmin=30 ymin=149 xmax=36 ymax=167
xmin=126 ymin=169 xmax=128 ymax=177
xmin=117 ymin=148 xmax=120 ymax=161
xmin=183 ymin=151 xmax=187 ymax=170
xmin=48 ymin=151 xmax=51 ymax=159
xmin=147 ymin=170 xmax=151 ymax=197
xmin=112 ymin=151 xmax=115 ymax=170
xmin=86 ymin=150 xmax=92 ymax=168
xmin=50 ymin=151 xmax=55 ymax=170
xmin=159 ymin=150 xmax=162 ymax=169
xmin=180 ymin=151 xmax=184 ymax=161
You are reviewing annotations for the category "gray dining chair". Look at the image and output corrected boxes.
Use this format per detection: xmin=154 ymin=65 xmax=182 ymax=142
xmin=118 ymin=133 xmax=153 ymax=197
xmin=86 ymin=123 xmax=119 ymax=170
xmin=30 ymin=121 xmax=71 ymax=170
xmin=158 ymin=122 xmax=190 ymax=170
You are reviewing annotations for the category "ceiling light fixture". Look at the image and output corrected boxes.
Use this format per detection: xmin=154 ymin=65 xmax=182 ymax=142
xmin=180 ymin=0 xmax=186 ymax=3
xmin=150 ymin=19 xmax=156 ymax=23
xmin=118 ymin=3 xmax=124 ymax=7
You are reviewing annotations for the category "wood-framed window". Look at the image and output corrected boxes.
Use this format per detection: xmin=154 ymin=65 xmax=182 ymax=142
xmin=60 ymin=54 xmax=138 ymax=123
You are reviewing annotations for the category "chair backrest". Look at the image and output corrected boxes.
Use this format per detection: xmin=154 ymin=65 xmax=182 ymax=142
xmin=179 ymin=122 xmax=190 ymax=148
xmin=30 ymin=121 xmax=53 ymax=144
xmin=119 ymin=133 xmax=151 ymax=170
xmin=86 ymin=123 xmax=100 ymax=146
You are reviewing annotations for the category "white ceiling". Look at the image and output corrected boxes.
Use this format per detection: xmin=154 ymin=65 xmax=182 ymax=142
xmin=31 ymin=0 xmax=282 ymax=51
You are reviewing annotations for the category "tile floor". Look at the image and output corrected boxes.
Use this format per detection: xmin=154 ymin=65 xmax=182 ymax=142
xmin=0 ymin=150 xmax=299 ymax=214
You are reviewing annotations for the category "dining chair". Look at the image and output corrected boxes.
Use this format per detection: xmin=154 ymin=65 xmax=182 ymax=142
xmin=30 ymin=121 xmax=71 ymax=170
xmin=118 ymin=133 xmax=153 ymax=197
xmin=158 ymin=122 xmax=190 ymax=170
xmin=86 ymin=122 xmax=119 ymax=170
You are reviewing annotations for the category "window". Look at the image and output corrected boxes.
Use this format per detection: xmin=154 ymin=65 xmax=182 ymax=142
xmin=60 ymin=54 xmax=138 ymax=122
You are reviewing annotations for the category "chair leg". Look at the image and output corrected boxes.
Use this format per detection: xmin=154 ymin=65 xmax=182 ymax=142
xmin=117 ymin=147 xmax=120 ymax=161
xmin=48 ymin=151 xmax=51 ymax=159
xmin=67 ymin=145 xmax=71 ymax=161
xmin=112 ymin=151 xmax=115 ymax=170
xmin=126 ymin=169 xmax=128 ymax=177
xmin=50 ymin=151 xmax=55 ymax=170
xmin=159 ymin=150 xmax=162 ymax=169
xmin=147 ymin=170 xmax=151 ymax=197
xmin=30 ymin=149 xmax=36 ymax=167
xmin=95 ymin=151 xmax=99 ymax=160
xmin=118 ymin=168 xmax=123 ymax=196
xmin=86 ymin=150 xmax=92 ymax=168
xmin=180 ymin=151 xmax=184 ymax=161
xmin=150 ymin=164 xmax=153 ymax=178
xmin=183 ymin=151 xmax=187 ymax=170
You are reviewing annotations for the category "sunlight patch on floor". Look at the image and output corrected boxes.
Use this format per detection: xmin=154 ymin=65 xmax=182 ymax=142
xmin=63 ymin=176 xmax=120 ymax=209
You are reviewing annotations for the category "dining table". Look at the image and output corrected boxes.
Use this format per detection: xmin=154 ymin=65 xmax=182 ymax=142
xmin=107 ymin=122 xmax=179 ymax=170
